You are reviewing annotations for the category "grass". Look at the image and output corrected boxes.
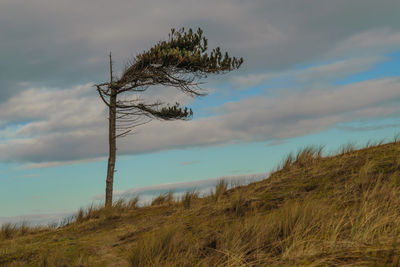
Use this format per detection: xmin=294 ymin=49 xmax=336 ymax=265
xmin=151 ymin=191 xmax=175 ymax=206
xmin=2 ymin=140 xmax=400 ymax=266
xmin=210 ymin=179 xmax=228 ymax=202
xmin=181 ymin=190 xmax=199 ymax=209
xmin=0 ymin=221 xmax=49 ymax=241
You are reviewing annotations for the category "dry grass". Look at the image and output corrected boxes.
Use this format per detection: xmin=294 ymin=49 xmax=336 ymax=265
xmin=73 ymin=197 xmax=140 ymax=224
xmin=0 ymin=221 xmax=49 ymax=242
xmin=210 ymin=179 xmax=228 ymax=202
xmin=181 ymin=190 xmax=199 ymax=209
xmin=151 ymin=191 xmax=175 ymax=206
xmin=2 ymin=140 xmax=400 ymax=266
xmin=277 ymin=145 xmax=324 ymax=171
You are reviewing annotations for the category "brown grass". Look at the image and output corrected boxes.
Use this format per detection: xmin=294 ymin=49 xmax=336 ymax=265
xmin=181 ymin=190 xmax=199 ymax=209
xmin=210 ymin=179 xmax=228 ymax=202
xmin=151 ymin=191 xmax=175 ymax=206
xmin=2 ymin=140 xmax=400 ymax=266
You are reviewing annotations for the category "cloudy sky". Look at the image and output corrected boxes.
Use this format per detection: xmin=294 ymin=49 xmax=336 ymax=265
xmin=1 ymin=0 xmax=400 ymax=223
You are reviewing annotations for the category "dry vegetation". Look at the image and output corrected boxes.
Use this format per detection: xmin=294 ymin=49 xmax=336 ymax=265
xmin=2 ymin=140 xmax=400 ymax=266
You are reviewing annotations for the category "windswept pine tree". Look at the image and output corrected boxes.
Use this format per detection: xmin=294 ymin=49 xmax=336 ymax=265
xmin=95 ymin=28 xmax=243 ymax=206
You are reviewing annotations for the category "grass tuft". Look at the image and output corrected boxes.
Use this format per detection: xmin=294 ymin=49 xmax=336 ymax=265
xmin=151 ymin=191 xmax=175 ymax=206
xmin=181 ymin=190 xmax=199 ymax=209
xmin=211 ymin=179 xmax=228 ymax=202
xmin=277 ymin=145 xmax=324 ymax=171
xmin=1 ymin=223 xmax=16 ymax=240
xmin=339 ymin=142 xmax=357 ymax=155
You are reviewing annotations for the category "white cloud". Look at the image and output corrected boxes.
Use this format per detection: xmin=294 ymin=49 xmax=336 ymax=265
xmin=295 ymin=56 xmax=386 ymax=83
xmin=231 ymin=56 xmax=386 ymax=89
xmin=333 ymin=28 xmax=400 ymax=57
xmin=2 ymin=0 xmax=400 ymax=101
xmin=1 ymin=1 xmax=400 ymax=167
xmin=1 ymin=77 xmax=399 ymax=166
xmin=0 ymin=83 xmax=102 ymax=129
xmin=22 ymin=158 xmax=105 ymax=169
xmin=231 ymin=72 xmax=278 ymax=89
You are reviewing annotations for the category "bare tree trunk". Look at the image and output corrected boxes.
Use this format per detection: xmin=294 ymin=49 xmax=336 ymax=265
xmin=105 ymin=53 xmax=116 ymax=207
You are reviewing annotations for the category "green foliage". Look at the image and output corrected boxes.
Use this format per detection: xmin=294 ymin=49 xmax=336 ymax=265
xmin=96 ymin=27 xmax=243 ymax=130
xmin=123 ymin=27 xmax=243 ymax=80
xmin=114 ymin=27 xmax=243 ymax=122
xmin=159 ymin=103 xmax=193 ymax=119
xmin=136 ymin=102 xmax=193 ymax=121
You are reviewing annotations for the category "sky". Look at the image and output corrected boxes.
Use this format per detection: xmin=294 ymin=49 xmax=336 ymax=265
xmin=1 ymin=0 xmax=400 ymax=225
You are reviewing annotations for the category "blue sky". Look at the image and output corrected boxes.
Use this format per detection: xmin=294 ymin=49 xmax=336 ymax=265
xmin=1 ymin=0 xmax=400 ymax=224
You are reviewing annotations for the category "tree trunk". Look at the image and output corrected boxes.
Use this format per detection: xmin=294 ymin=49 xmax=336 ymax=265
xmin=105 ymin=89 xmax=117 ymax=207
xmin=105 ymin=52 xmax=116 ymax=207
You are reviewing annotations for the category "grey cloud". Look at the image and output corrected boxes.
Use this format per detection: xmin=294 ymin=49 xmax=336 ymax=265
xmin=2 ymin=0 xmax=400 ymax=165
xmin=231 ymin=72 xmax=278 ymax=90
xmin=0 ymin=82 xmax=192 ymax=137
xmin=232 ymin=56 xmax=386 ymax=89
xmin=295 ymin=56 xmax=386 ymax=83
xmin=1 ymin=77 xmax=399 ymax=165
xmin=22 ymin=158 xmax=105 ymax=169
xmin=2 ymin=0 xmax=400 ymax=101
xmin=332 ymin=28 xmax=400 ymax=58
xmin=1 ymin=131 xmax=106 ymax=163
xmin=0 ymin=84 xmax=102 ymax=126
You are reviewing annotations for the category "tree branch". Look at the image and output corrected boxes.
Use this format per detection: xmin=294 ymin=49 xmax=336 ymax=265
xmin=96 ymin=85 xmax=111 ymax=107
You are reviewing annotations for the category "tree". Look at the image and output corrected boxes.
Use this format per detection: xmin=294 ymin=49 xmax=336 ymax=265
xmin=95 ymin=28 xmax=243 ymax=207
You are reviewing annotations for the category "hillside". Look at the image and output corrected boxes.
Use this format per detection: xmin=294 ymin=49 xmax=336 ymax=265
xmin=2 ymin=141 xmax=400 ymax=266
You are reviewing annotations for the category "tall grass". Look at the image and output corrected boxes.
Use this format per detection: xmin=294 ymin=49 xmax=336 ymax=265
xmin=210 ymin=179 xmax=228 ymax=202
xmin=127 ymin=179 xmax=400 ymax=266
xmin=125 ymin=141 xmax=400 ymax=266
xmin=151 ymin=191 xmax=175 ymax=206
xmin=277 ymin=145 xmax=324 ymax=171
xmin=3 ymin=140 xmax=400 ymax=266
xmin=0 ymin=223 xmax=16 ymax=240
xmin=181 ymin=190 xmax=199 ymax=209
xmin=73 ymin=196 xmax=140 ymax=224
xmin=0 ymin=221 xmax=48 ymax=241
